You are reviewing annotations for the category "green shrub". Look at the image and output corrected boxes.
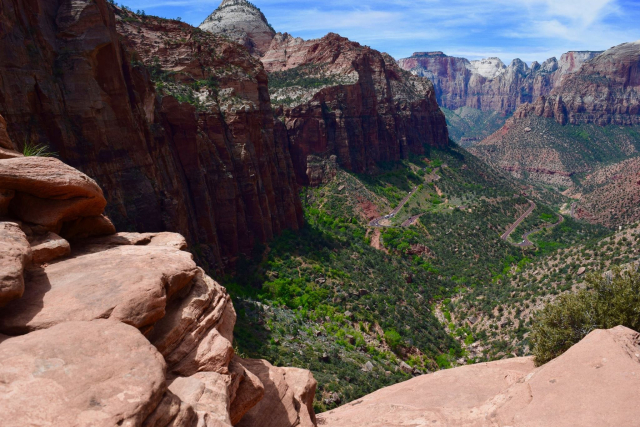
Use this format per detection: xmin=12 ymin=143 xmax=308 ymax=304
xmin=384 ymin=329 xmax=403 ymax=350
xmin=531 ymin=267 xmax=640 ymax=366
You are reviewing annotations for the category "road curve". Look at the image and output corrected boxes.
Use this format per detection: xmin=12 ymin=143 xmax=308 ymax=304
xmin=501 ymin=200 xmax=536 ymax=241
xmin=517 ymin=214 xmax=564 ymax=247
xmin=369 ymin=186 xmax=420 ymax=228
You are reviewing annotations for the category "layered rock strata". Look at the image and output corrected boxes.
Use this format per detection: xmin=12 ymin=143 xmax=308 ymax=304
xmin=513 ymin=40 xmax=640 ymax=126
xmin=398 ymin=50 xmax=602 ymax=116
xmin=263 ymin=33 xmax=449 ymax=185
xmin=0 ymin=0 xmax=303 ymax=272
xmin=319 ymin=326 xmax=640 ymax=427
xmin=0 ymin=146 xmax=316 ymax=425
xmin=470 ymin=41 xmax=640 ymax=186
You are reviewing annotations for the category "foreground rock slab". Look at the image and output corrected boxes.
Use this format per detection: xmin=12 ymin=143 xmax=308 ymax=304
xmin=0 ymin=244 xmax=197 ymax=334
xmin=319 ymin=326 xmax=640 ymax=427
xmin=238 ymin=359 xmax=317 ymax=427
xmin=0 ymin=157 xmax=107 ymax=230
xmin=0 ymin=320 xmax=166 ymax=427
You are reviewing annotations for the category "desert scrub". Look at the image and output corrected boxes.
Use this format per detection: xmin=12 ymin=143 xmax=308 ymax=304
xmin=531 ymin=267 xmax=640 ymax=366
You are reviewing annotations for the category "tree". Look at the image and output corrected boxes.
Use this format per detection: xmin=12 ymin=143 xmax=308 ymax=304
xmin=531 ymin=267 xmax=640 ymax=366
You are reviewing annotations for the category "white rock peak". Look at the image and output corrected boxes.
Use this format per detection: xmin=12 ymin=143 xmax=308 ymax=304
xmin=469 ymin=57 xmax=507 ymax=79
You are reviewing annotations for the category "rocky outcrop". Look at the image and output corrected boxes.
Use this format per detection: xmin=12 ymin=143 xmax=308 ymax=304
xmin=0 ymin=145 xmax=316 ymax=425
xmin=514 ymin=40 xmax=640 ymax=126
xmin=200 ymin=0 xmax=275 ymax=56
xmin=263 ymin=33 xmax=449 ymax=185
xmin=470 ymin=41 xmax=640 ymax=186
xmin=0 ymin=0 xmax=302 ymax=272
xmin=0 ymin=320 xmax=167 ymax=427
xmin=398 ymin=50 xmax=601 ymax=116
xmin=237 ymin=359 xmax=317 ymax=427
xmin=319 ymin=326 xmax=640 ymax=426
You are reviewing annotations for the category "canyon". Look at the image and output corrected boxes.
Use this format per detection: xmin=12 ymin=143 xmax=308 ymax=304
xmin=469 ymin=40 xmax=640 ymax=224
xmin=200 ymin=0 xmax=449 ymax=186
xmin=2 ymin=0 xmax=640 ymax=425
xmin=0 ymin=0 xmax=303 ymax=272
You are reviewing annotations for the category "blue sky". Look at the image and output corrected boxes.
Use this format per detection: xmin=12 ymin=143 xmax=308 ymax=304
xmin=117 ymin=0 xmax=640 ymax=63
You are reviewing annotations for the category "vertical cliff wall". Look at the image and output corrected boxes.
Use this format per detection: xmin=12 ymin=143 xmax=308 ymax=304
xmin=398 ymin=51 xmax=602 ymax=116
xmin=0 ymin=0 xmax=303 ymax=271
xmin=263 ymin=33 xmax=449 ymax=185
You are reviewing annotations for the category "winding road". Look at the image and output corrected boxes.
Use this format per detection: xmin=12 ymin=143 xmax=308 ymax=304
xmin=501 ymin=199 xmax=564 ymax=247
xmin=501 ymin=200 xmax=536 ymax=241
xmin=369 ymin=186 xmax=420 ymax=228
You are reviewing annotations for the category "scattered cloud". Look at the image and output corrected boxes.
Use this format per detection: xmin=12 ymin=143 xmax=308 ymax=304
xmin=118 ymin=0 xmax=640 ymax=62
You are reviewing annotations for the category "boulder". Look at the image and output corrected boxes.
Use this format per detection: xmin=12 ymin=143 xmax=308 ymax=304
xmin=0 ymin=244 xmax=198 ymax=335
xmin=280 ymin=367 xmax=318 ymax=427
xmin=169 ymin=372 xmax=234 ymax=427
xmin=0 ymin=157 xmax=106 ymax=229
xmin=29 ymin=231 xmax=71 ymax=264
xmin=319 ymin=326 xmax=640 ymax=427
xmin=0 ymin=221 xmax=31 ymax=306
xmin=229 ymin=357 xmax=265 ymax=425
xmin=149 ymin=269 xmax=236 ymax=376
xmin=0 ymin=320 xmax=167 ymax=427
xmin=237 ymin=359 xmax=317 ymax=427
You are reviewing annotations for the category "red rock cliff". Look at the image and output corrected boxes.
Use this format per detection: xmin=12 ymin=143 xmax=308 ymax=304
xmin=263 ymin=33 xmax=449 ymax=185
xmin=0 ymin=0 xmax=303 ymax=271
xmin=398 ymin=51 xmax=602 ymax=116
xmin=514 ymin=40 xmax=640 ymax=126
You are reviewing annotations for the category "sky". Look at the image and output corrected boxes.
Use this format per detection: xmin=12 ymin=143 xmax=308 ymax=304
xmin=116 ymin=0 xmax=640 ymax=63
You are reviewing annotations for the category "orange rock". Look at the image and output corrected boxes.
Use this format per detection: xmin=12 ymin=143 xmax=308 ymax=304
xmin=59 ymin=214 xmax=116 ymax=240
xmin=237 ymin=359 xmax=317 ymax=427
xmin=0 ymin=157 xmax=107 ymax=229
xmin=319 ymin=326 xmax=640 ymax=427
xmin=0 ymin=244 xmax=197 ymax=335
xmin=0 ymin=320 xmax=167 ymax=427
xmin=0 ymin=222 xmax=31 ymax=307
xmin=229 ymin=357 xmax=265 ymax=425
xmin=29 ymin=231 xmax=71 ymax=264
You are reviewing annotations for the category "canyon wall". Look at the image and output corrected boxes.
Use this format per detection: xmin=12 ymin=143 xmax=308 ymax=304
xmin=0 ymin=0 xmax=303 ymax=271
xmin=263 ymin=33 xmax=449 ymax=185
xmin=513 ymin=40 xmax=640 ymax=126
xmin=469 ymin=40 xmax=640 ymax=188
xmin=398 ymin=50 xmax=602 ymax=116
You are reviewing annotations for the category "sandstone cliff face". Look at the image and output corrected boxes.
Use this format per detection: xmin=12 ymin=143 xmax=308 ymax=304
xmin=398 ymin=50 xmax=601 ymax=116
xmin=470 ymin=41 xmax=640 ymax=188
xmin=319 ymin=326 xmax=640 ymax=427
xmin=199 ymin=0 xmax=275 ymax=56
xmin=0 ymin=0 xmax=302 ymax=271
xmin=514 ymin=40 xmax=640 ymax=126
xmin=264 ymin=33 xmax=449 ymax=185
xmin=0 ymin=148 xmax=316 ymax=426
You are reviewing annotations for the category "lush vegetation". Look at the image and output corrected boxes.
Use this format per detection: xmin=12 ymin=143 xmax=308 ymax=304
xmin=531 ymin=267 xmax=640 ymax=365
xmin=268 ymin=64 xmax=341 ymax=90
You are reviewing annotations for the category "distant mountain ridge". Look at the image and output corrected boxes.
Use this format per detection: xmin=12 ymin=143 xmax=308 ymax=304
xmin=398 ymin=50 xmax=603 ymax=116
